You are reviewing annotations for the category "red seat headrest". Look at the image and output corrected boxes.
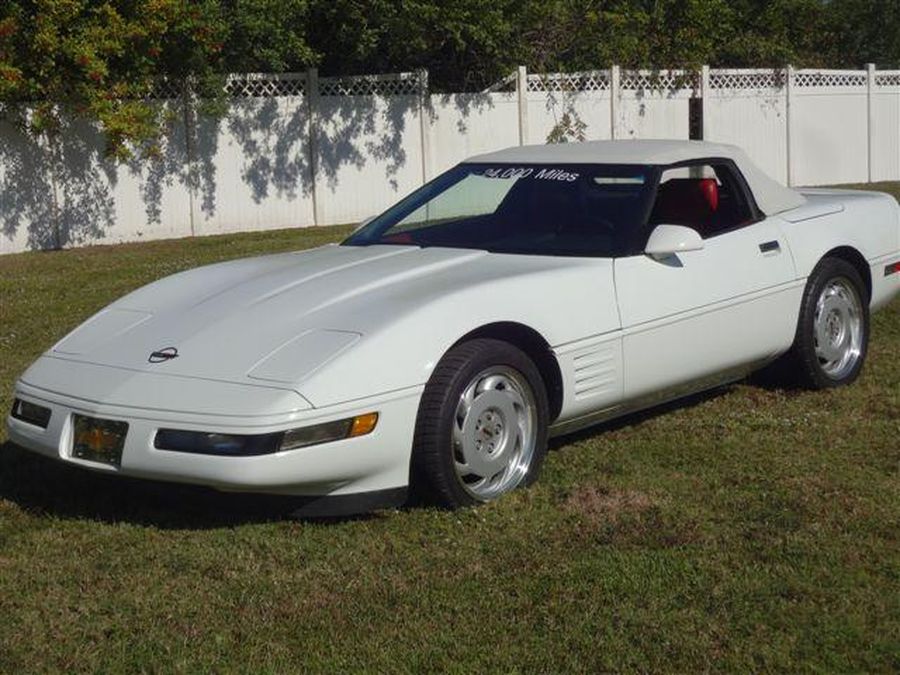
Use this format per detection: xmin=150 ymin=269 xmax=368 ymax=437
xmin=652 ymin=178 xmax=719 ymax=228
xmin=697 ymin=178 xmax=719 ymax=212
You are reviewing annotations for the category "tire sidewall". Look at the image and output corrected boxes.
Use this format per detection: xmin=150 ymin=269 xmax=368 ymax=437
xmin=796 ymin=258 xmax=870 ymax=389
xmin=412 ymin=339 xmax=550 ymax=507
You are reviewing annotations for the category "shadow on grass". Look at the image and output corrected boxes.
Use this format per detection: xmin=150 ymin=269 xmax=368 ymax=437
xmin=0 ymin=441 xmax=384 ymax=529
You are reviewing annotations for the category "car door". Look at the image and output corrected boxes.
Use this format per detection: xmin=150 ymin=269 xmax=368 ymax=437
xmin=614 ymin=160 xmax=801 ymax=402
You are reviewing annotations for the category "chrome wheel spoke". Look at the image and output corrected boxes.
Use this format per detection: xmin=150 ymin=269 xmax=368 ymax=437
xmin=452 ymin=421 xmax=466 ymax=453
xmin=477 ymin=374 xmax=508 ymax=395
xmin=501 ymin=385 xmax=526 ymax=411
xmin=457 ymin=386 xmax=475 ymax=419
xmin=815 ymin=332 xmax=843 ymax=362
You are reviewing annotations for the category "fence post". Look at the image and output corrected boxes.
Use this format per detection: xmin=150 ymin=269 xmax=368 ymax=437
xmin=610 ymin=65 xmax=621 ymax=139
xmin=867 ymin=63 xmax=875 ymax=183
xmin=418 ymin=69 xmax=430 ymax=184
xmin=701 ymin=65 xmax=710 ymax=140
xmin=306 ymin=67 xmax=322 ymax=227
xmin=516 ymin=66 xmax=528 ymax=145
xmin=785 ymin=64 xmax=795 ymax=186
xmin=182 ymin=78 xmax=197 ymax=236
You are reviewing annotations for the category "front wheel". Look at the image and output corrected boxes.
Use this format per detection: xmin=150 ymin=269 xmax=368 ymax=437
xmin=410 ymin=338 xmax=549 ymax=508
xmin=784 ymin=257 xmax=869 ymax=389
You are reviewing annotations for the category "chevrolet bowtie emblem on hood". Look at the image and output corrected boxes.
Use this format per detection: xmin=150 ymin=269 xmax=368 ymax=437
xmin=148 ymin=347 xmax=179 ymax=363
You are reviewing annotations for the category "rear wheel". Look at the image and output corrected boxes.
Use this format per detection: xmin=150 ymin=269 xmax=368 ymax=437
xmin=410 ymin=339 xmax=549 ymax=508
xmin=782 ymin=257 xmax=869 ymax=389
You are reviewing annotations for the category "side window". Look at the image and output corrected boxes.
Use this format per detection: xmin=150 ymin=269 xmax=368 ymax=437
xmin=650 ymin=162 xmax=755 ymax=238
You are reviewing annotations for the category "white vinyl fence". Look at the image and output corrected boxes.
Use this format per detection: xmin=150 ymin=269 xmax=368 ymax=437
xmin=1 ymin=64 xmax=899 ymax=254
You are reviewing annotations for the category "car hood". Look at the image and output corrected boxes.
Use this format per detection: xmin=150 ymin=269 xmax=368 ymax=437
xmin=46 ymin=244 xmax=583 ymax=393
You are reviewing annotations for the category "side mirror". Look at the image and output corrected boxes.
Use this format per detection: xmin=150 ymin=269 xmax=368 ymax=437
xmin=645 ymin=224 xmax=704 ymax=259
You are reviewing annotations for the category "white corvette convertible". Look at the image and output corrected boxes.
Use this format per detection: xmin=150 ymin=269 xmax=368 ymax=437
xmin=8 ymin=140 xmax=900 ymax=515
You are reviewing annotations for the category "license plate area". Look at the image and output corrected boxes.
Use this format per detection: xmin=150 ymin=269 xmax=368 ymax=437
xmin=71 ymin=414 xmax=128 ymax=467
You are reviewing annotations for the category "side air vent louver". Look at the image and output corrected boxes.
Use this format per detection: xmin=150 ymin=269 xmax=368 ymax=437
xmin=572 ymin=345 xmax=617 ymax=399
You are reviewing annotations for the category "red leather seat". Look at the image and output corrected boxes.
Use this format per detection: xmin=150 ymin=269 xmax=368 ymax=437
xmin=651 ymin=178 xmax=719 ymax=234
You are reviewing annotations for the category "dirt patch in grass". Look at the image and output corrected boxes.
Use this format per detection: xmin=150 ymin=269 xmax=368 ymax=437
xmin=563 ymin=485 xmax=704 ymax=549
xmin=564 ymin=485 xmax=656 ymax=525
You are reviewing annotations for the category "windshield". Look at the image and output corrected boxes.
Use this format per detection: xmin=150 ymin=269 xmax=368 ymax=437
xmin=342 ymin=163 xmax=657 ymax=257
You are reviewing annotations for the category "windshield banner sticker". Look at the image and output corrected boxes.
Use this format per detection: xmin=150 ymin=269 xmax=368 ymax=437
xmin=482 ymin=167 xmax=579 ymax=182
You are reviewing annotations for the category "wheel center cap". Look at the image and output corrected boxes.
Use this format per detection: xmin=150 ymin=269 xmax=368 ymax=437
xmin=826 ymin=310 xmax=843 ymax=343
xmin=474 ymin=408 xmax=504 ymax=454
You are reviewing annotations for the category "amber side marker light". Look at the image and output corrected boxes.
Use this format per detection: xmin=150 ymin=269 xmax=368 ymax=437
xmin=350 ymin=412 xmax=379 ymax=437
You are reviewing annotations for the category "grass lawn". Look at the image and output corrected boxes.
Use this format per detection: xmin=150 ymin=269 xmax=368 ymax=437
xmin=1 ymin=184 xmax=899 ymax=672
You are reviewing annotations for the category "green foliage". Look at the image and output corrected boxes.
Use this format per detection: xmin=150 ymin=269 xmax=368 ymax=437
xmin=0 ymin=0 xmax=898 ymax=157
xmin=295 ymin=0 xmax=900 ymax=90
xmin=306 ymin=0 xmax=523 ymax=91
xmin=515 ymin=0 xmax=736 ymax=73
xmin=220 ymin=0 xmax=316 ymax=73
xmin=0 ymin=1 xmax=233 ymax=159
xmin=829 ymin=0 xmax=900 ymax=67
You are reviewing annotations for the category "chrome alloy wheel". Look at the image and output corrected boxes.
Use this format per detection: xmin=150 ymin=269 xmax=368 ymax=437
xmin=452 ymin=366 xmax=537 ymax=501
xmin=814 ymin=277 xmax=864 ymax=380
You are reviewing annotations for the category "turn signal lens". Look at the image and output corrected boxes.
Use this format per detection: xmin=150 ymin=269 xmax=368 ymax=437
xmin=349 ymin=413 xmax=379 ymax=437
xmin=278 ymin=412 xmax=378 ymax=451
xmin=280 ymin=419 xmax=353 ymax=451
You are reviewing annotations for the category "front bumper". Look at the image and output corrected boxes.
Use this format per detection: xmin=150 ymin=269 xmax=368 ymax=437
xmin=7 ymin=376 xmax=422 ymax=498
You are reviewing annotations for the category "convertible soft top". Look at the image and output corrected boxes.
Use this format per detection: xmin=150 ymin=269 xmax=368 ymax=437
xmin=468 ymin=139 xmax=806 ymax=216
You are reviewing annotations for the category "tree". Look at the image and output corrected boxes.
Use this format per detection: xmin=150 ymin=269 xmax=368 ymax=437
xmin=220 ymin=0 xmax=316 ymax=73
xmin=0 ymin=0 xmax=894 ymax=159
xmin=306 ymin=0 xmax=523 ymax=91
xmin=0 ymin=1 xmax=238 ymax=159
xmin=830 ymin=0 xmax=900 ymax=68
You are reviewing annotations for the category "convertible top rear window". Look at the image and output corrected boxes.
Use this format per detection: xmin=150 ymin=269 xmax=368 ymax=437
xmin=343 ymin=163 xmax=656 ymax=257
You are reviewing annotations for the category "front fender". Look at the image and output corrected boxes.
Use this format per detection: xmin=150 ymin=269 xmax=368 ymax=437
xmin=297 ymin=259 xmax=620 ymax=407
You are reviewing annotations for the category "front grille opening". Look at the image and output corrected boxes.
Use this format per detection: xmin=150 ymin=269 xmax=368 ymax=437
xmin=10 ymin=398 xmax=52 ymax=429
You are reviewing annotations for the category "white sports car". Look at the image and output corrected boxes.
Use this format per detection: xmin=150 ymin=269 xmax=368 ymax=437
xmin=8 ymin=140 xmax=900 ymax=515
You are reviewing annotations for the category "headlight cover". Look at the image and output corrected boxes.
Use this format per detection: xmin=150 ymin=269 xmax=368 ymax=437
xmin=154 ymin=412 xmax=378 ymax=457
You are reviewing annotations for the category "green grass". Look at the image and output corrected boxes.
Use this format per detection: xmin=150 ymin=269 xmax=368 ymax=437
xmin=1 ymin=188 xmax=899 ymax=672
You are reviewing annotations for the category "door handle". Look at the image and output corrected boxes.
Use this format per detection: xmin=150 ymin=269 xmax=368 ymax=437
xmin=759 ymin=240 xmax=780 ymax=254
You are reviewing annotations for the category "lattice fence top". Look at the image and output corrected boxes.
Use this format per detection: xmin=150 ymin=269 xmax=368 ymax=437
xmin=149 ymin=73 xmax=308 ymax=99
xmin=709 ymin=70 xmax=785 ymax=90
xmin=149 ymin=71 xmax=424 ymax=99
xmin=226 ymin=73 xmax=307 ymax=97
xmin=318 ymin=72 xmax=424 ymax=97
xmin=620 ymin=70 xmax=696 ymax=92
xmin=148 ymin=66 xmax=900 ymax=101
xmin=526 ymin=71 xmax=610 ymax=93
xmin=793 ymin=70 xmax=867 ymax=88
xmin=875 ymin=71 xmax=900 ymax=87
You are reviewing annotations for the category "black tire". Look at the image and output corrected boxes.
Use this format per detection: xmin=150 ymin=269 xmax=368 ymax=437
xmin=410 ymin=338 xmax=550 ymax=509
xmin=779 ymin=256 xmax=869 ymax=389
